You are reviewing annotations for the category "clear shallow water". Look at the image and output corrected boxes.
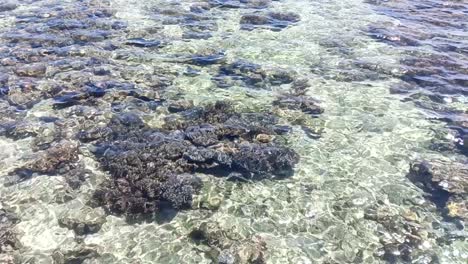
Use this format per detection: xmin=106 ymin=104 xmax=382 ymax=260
xmin=0 ymin=0 xmax=466 ymax=263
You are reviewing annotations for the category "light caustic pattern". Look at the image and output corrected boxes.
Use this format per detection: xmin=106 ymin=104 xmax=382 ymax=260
xmin=0 ymin=0 xmax=466 ymax=263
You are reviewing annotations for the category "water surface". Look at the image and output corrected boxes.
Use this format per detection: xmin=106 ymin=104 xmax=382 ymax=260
xmin=0 ymin=0 xmax=466 ymax=263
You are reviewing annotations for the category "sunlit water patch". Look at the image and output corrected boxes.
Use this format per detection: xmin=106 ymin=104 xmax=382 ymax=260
xmin=0 ymin=0 xmax=466 ymax=263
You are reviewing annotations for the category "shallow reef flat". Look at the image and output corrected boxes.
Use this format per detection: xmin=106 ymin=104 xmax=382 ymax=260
xmin=0 ymin=0 xmax=467 ymax=263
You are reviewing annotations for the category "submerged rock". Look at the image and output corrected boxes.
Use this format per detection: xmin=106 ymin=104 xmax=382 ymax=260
xmin=58 ymin=206 xmax=106 ymax=236
xmin=167 ymin=99 xmax=194 ymax=113
xmin=408 ymin=159 xmax=468 ymax=221
xmin=272 ymin=91 xmax=325 ymax=139
xmin=8 ymin=140 xmax=80 ymax=187
xmin=13 ymin=63 xmax=47 ymax=77
xmin=273 ymin=94 xmax=323 ymax=116
xmin=368 ymin=27 xmax=421 ymax=46
xmin=230 ymin=143 xmax=298 ymax=177
xmin=52 ymin=84 xmax=106 ymax=109
xmin=367 ymin=1 xmax=468 ymax=156
xmin=0 ymin=207 xmax=20 ymax=260
xmin=189 ymin=52 xmax=226 ymax=66
xmin=189 ymin=221 xmax=266 ymax=264
xmin=447 ymin=119 xmax=468 ymax=156
xmin=240 ymin=12 xmax=300 ymax=31
xmin=0 ymin=2 xmax=17 ymax=12
xmin=214 ymin=60 xmax=265 ymax=88
xmin=365 ymin=205 xmax=439 ymax=263
xmin=125 ymin=38 xmax=164 ymax=48
xmin=446 ymin=195 xmax=467 ymax=220
xmin=209 ymin=0 xmax=271 ymax=9
xmin=461 ymin=135 xmax=468 ymax=155
xmin=0 ymin=121 xmax=38 ymax=140
xmin=182 ymin=31 xmax=213 ymax=40
xmin=16 ymin=140 xmax=78 ymax=175
xmin=52 ymin=245 xmax=99 ymax=264
xmin=213 ymin=60 xmax=295 ymax=89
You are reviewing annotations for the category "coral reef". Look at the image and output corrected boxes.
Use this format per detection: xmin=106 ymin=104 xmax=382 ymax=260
xmin=82 ymin=102 xmax=299 ymax=217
